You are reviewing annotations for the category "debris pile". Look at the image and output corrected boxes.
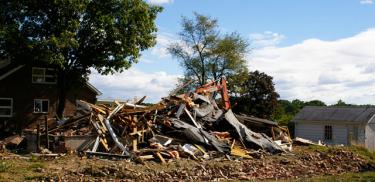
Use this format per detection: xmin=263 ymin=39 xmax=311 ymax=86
xmin=16 ymin=78 xmax=292 ymax=162
xmin=2 ymin=146 xmax=373 ymax=181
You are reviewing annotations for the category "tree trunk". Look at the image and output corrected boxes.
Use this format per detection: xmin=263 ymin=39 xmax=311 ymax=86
xmin=56 ymin=69 xmax=67 ymax=119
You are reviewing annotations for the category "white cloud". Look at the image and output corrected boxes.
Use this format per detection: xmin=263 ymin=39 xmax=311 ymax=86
xmin=249 ymin=31 xmax=286 ymax=48
xmin=360 ymin=0 xmax=373 ymax=4
xmin=150 ymin=32 xmax=176 ymax=58
xmin=148 ymin=0 xmax=173 ymax=5
xmin=89 ymin=69 xmax=181 ymax=103
xmin=150 ymin=32 xmax=193 ymax=59
xmin=248 ymin=29 xmax=375 ymax=105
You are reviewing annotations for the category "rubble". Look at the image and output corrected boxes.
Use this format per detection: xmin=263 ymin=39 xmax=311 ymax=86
xmin=1 ymin=146 xmax=373 ymax=181
xmin=1 ymin=78 xmax=375 ymax=181
xmin=2 ymin=77 xmax=292 ymax=163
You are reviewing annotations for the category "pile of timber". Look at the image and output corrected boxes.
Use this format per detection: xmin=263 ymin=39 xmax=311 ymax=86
xmin=1 ymin=79 xmax=290 ymax=162
xmin=35 ymin=90 xmax=292 ymax=162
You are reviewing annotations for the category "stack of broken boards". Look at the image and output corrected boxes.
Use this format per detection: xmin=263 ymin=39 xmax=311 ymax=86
xmin=50 ymin=93 xmax=288 ymax=163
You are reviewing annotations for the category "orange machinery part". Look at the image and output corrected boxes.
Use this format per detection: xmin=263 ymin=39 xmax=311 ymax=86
xmin=195 ymin=77 xmax=231 ymax=110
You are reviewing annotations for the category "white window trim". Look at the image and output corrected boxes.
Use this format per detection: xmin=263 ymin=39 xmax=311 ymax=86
xmin=34 ymin=99 xmax=49 ymax=114
xmin=32 ymin=67 xmax=57 ymax=84
xmin=0 ymin=98 xmax=13 ymax=117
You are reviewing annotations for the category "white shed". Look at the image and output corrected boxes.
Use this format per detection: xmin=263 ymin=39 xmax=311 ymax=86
xmin=292 ymin=106 xmax=375 ymax=150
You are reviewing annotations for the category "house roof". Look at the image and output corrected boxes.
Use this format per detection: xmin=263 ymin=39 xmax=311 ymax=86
xmin=86 ymin=82 xmax=102 ymax=96
xmin=293 ymin=106 xmax=375 ymax=124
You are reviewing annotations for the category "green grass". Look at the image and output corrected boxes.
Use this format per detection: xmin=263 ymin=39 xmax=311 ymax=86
xmin=300 ymin=171 xmax=375 ymax=182
xmin=28 ymin=162 xmax=45 ymax=170
xmin=307 ymin=145 xmax=331 ymax=152
xmin=346 ymin=145 xmax=375 ymax=162
xmin=0 ymin=162 xmax=11 ymax=173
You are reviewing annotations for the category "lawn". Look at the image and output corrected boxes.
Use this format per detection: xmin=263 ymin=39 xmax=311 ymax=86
xmin=296 ymin=171 xmax=375 ymax=182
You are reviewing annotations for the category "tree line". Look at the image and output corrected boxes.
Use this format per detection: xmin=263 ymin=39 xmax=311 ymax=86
xmin=168 ymin=13 xmax=374 ymax=127
xmin=2 ymin=1 xmax=370 ymax=124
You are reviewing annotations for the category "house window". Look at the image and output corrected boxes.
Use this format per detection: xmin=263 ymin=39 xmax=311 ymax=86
xmin=324 ymin=125 xmax=332 ymax=140
xmin=32 ymin=67 xmax=57 ymax=84
xmin=34 ymin=99 xmax=49 ymax=113
xmin=0 ymin=98 xmax=12 ymax=117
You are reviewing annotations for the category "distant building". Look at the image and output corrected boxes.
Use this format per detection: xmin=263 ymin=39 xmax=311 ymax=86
xmin=293 ymin=106 xmax=375 ymax=150
xmin=0 ymin=60 xmax=101 ymax=134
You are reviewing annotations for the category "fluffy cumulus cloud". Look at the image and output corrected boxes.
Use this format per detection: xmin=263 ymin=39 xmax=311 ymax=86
xmin=248 ymin=29 xmax=375 ymax=104
xmin=249 ymin=31 xmax=286 ymax=48
xmin=147 ymin=0 xmax=173 ymax=5
xmin=360 ymin=0 xmax=374 ymax=4
xmin=150 ymin=32 xmax=176 ymax=58
xmin=89 ymin=69 xmax=180 ymax=103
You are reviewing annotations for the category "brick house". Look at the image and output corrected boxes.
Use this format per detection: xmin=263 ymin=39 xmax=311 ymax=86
xmin=0 ymin=60 xmax=101 ymax=135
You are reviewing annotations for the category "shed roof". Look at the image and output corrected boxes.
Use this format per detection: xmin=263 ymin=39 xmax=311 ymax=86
xmin=293 ymin=106 xmax=375 ymax=124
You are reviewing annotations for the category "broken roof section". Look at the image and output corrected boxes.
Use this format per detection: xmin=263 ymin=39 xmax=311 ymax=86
xmin=293 ymin=106 xmax=375 ymax=124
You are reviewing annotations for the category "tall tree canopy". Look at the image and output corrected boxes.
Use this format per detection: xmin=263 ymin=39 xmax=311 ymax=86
xmin=0 ymin=0 xmax=162 ymax=117
xmin=231 ymin=71 xmax=279 ymax=119
xmin=168 ymin=13 xmax=249 ymax=86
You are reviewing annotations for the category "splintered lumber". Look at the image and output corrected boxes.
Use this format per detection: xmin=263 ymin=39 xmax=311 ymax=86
xmin=103 ymin=104 xmax=130 ymax=155
xmin=155 ymin=152 xmax=166 ymax=164
xmin=97 ymin=114 xmax=108 ymax=132
xmin=129 ymin=128 xmax=150 ymax=136
xmin=135 ymin=96 xmax=147 ymax=105
xmin=132 ymin=127 xmax=138 ymax=151
xmin=139 ymin=155 xmax=154 ymax=160
xmin=132 ymin=116 xmax=138 ymax=152
xmin=47 ymin=80 xmax=289 ymax=163
xmin=231 ymin=146 xmax=252 ymax=159
xmin=121 ymin=103 xmax=166 ymax=114
xmin=184 ymin=107 xmax=201 ymax=128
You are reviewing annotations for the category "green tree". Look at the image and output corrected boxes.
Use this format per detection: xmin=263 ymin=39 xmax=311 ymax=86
xmin=0 ymin=0 xmax=162 ymax=117
xmin=304 ymin=100 xmax=326 ymax=107
xmin=168 ymin=13 xmax=249 ymax=87
xmin=232 ymin=71 xmax=279 ymax=119
xmin=273 ymin=99 xmax=326 ymax=126
xmin=333 ymin=99 xmax=351 ymax=106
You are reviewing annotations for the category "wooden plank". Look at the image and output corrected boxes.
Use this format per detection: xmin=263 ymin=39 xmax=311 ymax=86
xmin=155 ymin=152 xmax=166 ymax=164
xmin=139 ymin=155 xmax=154 ymax=160
xmin=132 ymin=126 xmax=138 ymax=151
xmin=132 ymin=115 xmax=138 ymax=151
xmin=231 ymin=139 xmax=236 ymax=149
xmin=100 ymin=137 xmax=109 ymax=151
xmin=97 ymin=114 xmax=108 ymax=132
xmin=129 ymin=128 xmax=150 ymax=136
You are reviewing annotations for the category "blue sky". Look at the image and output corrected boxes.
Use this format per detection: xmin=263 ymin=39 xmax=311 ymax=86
xmin=90 ymin=0 xmax=375 ymax=104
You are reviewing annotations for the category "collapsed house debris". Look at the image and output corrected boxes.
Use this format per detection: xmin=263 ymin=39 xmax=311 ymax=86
xmin=2 ymin=77 xmax=292 ymax=162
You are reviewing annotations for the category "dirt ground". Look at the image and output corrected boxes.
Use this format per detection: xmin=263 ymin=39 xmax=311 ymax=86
xmin=0 ymin=146 xmax=375 ymax=181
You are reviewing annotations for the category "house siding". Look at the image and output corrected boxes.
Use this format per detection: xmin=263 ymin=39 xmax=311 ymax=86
xmin=295 ymin=122 xmax=323 ymax=142
xmin=295 ymin=121 xmax=350 ymax=145
xmin=333 ymin=124 xmax=348 ymax=145
xmin=0 ymin=65 xmax=97 ymax=133
xmin=365 ymin=123 xmax=375 ymax=150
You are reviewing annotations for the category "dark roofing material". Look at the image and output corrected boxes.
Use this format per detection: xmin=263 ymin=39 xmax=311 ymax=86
xmin=293 ymin=106 xmax=375 ymax=123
